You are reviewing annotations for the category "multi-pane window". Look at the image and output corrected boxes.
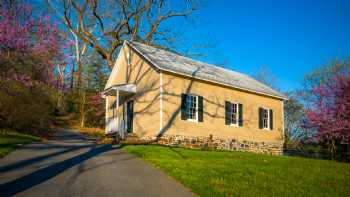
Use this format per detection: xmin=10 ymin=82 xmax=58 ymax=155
xmin=231 ymin=103 xmax=238 ymax=125
xmin=181 ymin=93 xmax=203 ymax=122
xmin=259 ymin=107 xmax=273 ymax=130
xmin=186 ymin=95 xmax=198 ymax=121
xmin=225 ymin=101 xmax=242 ymax=126
xmin=262 ymin=108 xmax=269 ymax=129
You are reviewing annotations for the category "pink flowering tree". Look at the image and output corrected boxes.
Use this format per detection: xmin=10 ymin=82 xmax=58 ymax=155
xmin=0 ymin=3 xmax=62 ymax=85
xmin=304 ymin=74 xmax=350 ymax=159
xmin=85 ymin=94 xmax=105 ymax=128
xmin=0 ymin=2 xmax=64 ymax=132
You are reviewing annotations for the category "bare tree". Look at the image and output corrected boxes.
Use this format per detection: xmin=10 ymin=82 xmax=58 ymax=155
xmin=49 ymin=0 xmax=197 ymax=69
xmin=254 ymin=65 xmax=278 ymax=89
xmin=46 ymin=0 xmax=198 ymax=128
xmin=56 ymin=63 xmax=67 ymax=111
xmin=47 ymin=1 xmax=94 ymax=90
xmin=283 ymin=91 xmax=305 ymax=149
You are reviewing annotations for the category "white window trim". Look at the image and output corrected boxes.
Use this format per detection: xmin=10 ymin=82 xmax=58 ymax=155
xmin=229 ymin=102 xmax=239 ymax=127
xmin=186 ymin=94 xmax=198 ymax=122
xmin=262 ymin=107 xmax=270 ymax=130
xmin=230 ymin=123 xmax=239 ymax=127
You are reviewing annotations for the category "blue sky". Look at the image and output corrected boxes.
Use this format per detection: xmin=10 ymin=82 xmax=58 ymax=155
xmin=178 ymin=0 xmax=350 ymax=90
xmin=37 ymin=0 xmax=349 ymax=91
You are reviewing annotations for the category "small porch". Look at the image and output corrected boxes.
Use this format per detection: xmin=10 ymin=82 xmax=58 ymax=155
xmin=102 ymin=84 xmax=137 ymax=139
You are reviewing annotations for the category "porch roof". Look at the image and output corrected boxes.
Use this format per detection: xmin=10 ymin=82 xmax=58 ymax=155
xmin=102 ymin=84 xmax=137 ymax=97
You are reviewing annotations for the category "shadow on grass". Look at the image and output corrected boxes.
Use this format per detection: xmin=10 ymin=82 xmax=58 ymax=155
xmin=123 ymin=143 xmax=189 ymax=159
xmin=168 ymin=146 xmax=188 ymax=159
xmin=0 ymin=133 xmax=41 ymax=158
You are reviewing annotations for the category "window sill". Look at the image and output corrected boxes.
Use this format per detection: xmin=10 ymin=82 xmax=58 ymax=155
xmin=186 ymin=119 xmax=198 ymax=123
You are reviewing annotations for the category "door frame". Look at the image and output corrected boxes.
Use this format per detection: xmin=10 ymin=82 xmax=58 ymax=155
xmin=125 ymin=100 xmax=134 ymax=133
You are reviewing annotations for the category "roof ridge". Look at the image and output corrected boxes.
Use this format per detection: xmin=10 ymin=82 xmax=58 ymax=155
xmin=127 ymin=40 xmax=287 ymax=100
xmin=129 ymin=41 xmax=245 ymax=76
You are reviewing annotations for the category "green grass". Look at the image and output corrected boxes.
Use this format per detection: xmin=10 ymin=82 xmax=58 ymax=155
xmin=123 ymin=145 xmax=350 ymax=197
xmin=0 ymin=132 xmax=41 ymax=158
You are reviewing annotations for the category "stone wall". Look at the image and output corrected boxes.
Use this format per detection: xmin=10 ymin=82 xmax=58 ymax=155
xmin=139 ymin=134 xmax=283 ymax=155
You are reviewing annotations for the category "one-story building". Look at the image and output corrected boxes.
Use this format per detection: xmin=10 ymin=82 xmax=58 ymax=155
xmin=102 ymin=41 xmax=288 ymax=154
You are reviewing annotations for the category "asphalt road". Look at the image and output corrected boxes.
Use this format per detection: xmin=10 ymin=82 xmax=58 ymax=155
xmin=0 ymin=129 xmax=194 ymax=197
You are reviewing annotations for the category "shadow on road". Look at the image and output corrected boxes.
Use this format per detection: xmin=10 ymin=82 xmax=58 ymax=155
xmin=0 ymin=142 xmax=118 ymax=196
xmin=0 ymin=144 xmax=93 ymax=173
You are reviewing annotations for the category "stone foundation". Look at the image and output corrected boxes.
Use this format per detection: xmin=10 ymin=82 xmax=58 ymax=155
xmin=139 ymin=134 xmax=283 ymax=155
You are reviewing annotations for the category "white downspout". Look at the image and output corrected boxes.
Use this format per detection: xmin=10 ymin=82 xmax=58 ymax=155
xmin=159 ymin=71 xmax=163 ymax=134
xmin=282 ymin=101 xmax=285 ymax=145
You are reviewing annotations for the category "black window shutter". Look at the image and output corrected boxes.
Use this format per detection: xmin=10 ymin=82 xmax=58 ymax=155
xmin=259 ymin=107 xmax=263 ymax=129
xmin=126 ymin=100 xmax=134 ymax=133
xmin=198 ymin=96 xmax=203 ymax=122
xmin=181 ymin=94 xmax=187 ymax=120
xmin=269 ymin=109 xmax=273 ymax=130
xmin=225 ymin=101 xmax=232 ymax=125
xmin=238 ymin=103 xmax=243 ymax=127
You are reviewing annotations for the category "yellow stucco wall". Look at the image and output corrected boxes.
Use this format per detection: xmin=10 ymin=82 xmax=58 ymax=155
xmin=106 ymin=44 xmax=160 ymax=136
xmin=161 ymin=71 xmax=284 ymax=144
xmin=106 ymin=43 xmax=284 ymax=145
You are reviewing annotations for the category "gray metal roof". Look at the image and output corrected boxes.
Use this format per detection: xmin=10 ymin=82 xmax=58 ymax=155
xmin=127 ymin=41 xmax=287 ymax=100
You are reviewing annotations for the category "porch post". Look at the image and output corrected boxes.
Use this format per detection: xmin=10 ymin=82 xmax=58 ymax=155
xmin=105 ymin=96 xmax=108 ymax=133
xmin=116 ymin=89 xmax=119 ymax=133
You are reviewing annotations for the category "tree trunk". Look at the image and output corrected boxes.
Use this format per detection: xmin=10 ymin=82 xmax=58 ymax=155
xmin=76 ymin=60 xmax=82 ymax=91
xmin=80 ymin=91 xmax=86 ymax=128
xmin=70 ymin=62 xmax=74 ymax=90
xmin=56 ymin=64 xmax=66 ymax=113
xmin=57 ymin=79 xmax=65 ymax=112
xmin=329 ymin=139 xmax=337 ymax=160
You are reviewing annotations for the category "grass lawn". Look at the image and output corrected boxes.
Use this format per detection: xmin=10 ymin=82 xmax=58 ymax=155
xmin=123 ymin=145 xmax=350 ymax=197
xmin=0 ymin=132 xmax=41 ymax=158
